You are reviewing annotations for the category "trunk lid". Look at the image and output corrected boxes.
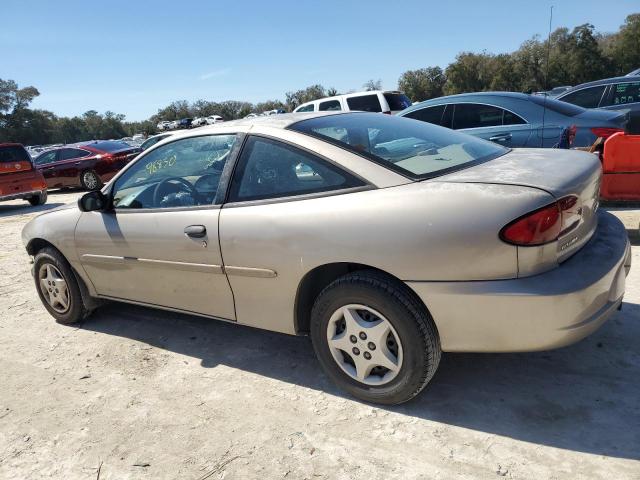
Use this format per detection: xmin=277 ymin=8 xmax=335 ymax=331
xmin=437 ymin=148 xmax=602 ymax=261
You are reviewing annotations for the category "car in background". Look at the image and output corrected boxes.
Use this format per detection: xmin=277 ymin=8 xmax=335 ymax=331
xmin=191 ymin=117 xmax=206 ymax=127
xmin=534 ymin=86 xmax=572 ymax=97
xmin=398 ymin=92 xmax=628 ymax=148
xmin=34 ymin=141 xmax=141 ymax=190
xmin=555 ymin=76 xmax=640 ymax=113
xmin=205 ymin=115 xmax=224 ymax=125
xmin=140 ymin=132 xmax=176 ymax=151
xmin=168 ymin=120 xmax=179 ymax=130
xmin=0 ymin=143 xmax=48 ymax=206
xmin=244 ymin=113 xmax=259 ymax=119
xmin=22 ymin=112 xmax=631 ymax=404
xmin=177 ymin=118 xmax=193 ymax=129
xmin=294 ymin=90 xmax=412 ymax=114
xmin=157 ymin=121 xmax=172 ymax=131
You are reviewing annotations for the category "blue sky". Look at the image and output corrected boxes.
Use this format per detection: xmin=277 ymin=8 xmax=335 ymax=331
xmin=2 ymin=0 xmax=638 ymax=121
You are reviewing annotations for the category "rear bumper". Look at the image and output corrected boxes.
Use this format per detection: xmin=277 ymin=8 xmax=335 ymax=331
xmin=407 ymin=210 xmax=631 ymax=352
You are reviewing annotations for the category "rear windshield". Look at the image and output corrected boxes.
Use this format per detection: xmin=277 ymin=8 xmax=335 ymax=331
xmin=83 ymin=140 xmax=132 ymax=152
xmin=529 ymin=95 xmax=585 ymax=116
xmin=290 ymin=113 xmax=508 ymax=179
xmin=384 ymin=92 xmax=412 ymax=111
xmin=0 ymin=145 xmax=31 ymax=163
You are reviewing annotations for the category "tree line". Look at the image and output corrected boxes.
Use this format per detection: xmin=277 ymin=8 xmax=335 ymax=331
xmin=1 ymin=14 xmax=638 ymax=146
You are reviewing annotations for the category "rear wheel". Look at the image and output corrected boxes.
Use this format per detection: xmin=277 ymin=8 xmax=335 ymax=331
xmin=28 ymin=191 xmax=47 ymax=206
xmin=80 ymin=170 xmax=101 ymax=191
xmin=310 ymin=270 xmax=441 ymax=405
xmin=34 ymin=248 xmax=89 ymax=324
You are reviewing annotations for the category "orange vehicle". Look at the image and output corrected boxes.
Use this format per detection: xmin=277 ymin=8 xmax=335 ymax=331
xmin=0 ymin=143 xmax=48 ymax=206
xmin=600 ymin=131 xmax=640 ymax=201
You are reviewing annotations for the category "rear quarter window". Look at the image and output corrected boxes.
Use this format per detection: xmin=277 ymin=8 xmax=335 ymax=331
xmin=346 ymin=94 xmax=382 ymax=112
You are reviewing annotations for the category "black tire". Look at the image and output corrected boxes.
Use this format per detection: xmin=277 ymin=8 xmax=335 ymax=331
xmin=80 ymin=170 xmax=102 ymax=191
xmin=310 ymin=270 xmax=441 ymax=405
xmin=33 ymin=247 xmax=89 ymax=324
xmin=28 ymin=191 xmax=47 ymax=206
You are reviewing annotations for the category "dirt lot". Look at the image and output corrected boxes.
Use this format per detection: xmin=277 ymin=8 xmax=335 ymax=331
xmin=1 ymin=191 xmax=639 ymax=480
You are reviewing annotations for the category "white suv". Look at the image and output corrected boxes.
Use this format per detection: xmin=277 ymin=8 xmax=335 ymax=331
xmin=293 ymin=90 xmax=411 ymax=114
xmin=205 ymin=115 xmax=224 ymax=125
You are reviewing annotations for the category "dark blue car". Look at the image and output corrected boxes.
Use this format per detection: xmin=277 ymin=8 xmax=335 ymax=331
xmin=398 ymin=92 xmax=627 ymax=148
xmin=555 ymin=75 xmax=640 ymax=114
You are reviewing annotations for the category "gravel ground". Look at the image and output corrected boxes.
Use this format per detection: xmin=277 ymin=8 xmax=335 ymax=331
xmin=1 ymin=190 xmax=639 ymax=480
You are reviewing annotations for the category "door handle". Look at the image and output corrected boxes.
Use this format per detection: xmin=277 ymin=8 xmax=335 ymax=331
xmin=489 ymin=133 xmax=512 ymax=142
xmin=184 ymin=225 xmax=207 ymax=238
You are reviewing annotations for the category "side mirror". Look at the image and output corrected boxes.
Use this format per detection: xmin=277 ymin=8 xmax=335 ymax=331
xmin=78 ymin=190 xmax=109 ymax=212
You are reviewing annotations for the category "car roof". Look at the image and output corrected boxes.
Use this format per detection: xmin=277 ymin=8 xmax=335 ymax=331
xmin=402 ymin=91 xmax=533 ymax=112
xmin=193 ymin=111 xmax=347 ymax=130
xmin=295 ymin=90 xmax=406 ymax=110
xmin=561 ymin=75 xmax=640 ymax=92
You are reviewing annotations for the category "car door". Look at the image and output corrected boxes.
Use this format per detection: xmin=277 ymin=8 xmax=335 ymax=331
xmin=58 ymin=148 xmax=92 ymax=187
xmin=34 ymin=150 xmax=60 ymax=187
xmin=74 ymin=134 xmax=240 ymax=320
xmin=218 ymin=134 xmax=367 ymax=333
xmin=451 ymin=103 xmax=531 ymax=147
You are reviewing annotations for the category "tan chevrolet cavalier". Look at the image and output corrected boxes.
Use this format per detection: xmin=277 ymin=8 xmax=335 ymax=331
xmin=22 ymin=112 xmax=631 ymax=404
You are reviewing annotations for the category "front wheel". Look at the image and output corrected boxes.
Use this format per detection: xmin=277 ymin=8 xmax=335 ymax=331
xmin=34 ymin=247 xmax=89 ymax=324
xmin=310 ymin=271 xmax=441 ymax=405
xmin=28 ymin=191 xmax=47 ymax=206
xmin=80 ymin=170 xmax=102 ymax=191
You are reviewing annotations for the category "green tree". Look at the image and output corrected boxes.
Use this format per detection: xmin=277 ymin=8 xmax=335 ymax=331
xmin=611 ymin=14 xmax=640 ymax=74
xmin=398 ymin=67 xmax=445 ymax=101
xmin=285 ymin=84 xmax=327 ymax=110
xmin=444 ymin=52 xmax=495 ymax=94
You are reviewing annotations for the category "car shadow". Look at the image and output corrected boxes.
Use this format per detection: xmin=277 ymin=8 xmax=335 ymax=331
xmin=0 ymin=201 xmax=66 ymax=218
xmin=77 ymin=300 xmax=640 ymax=461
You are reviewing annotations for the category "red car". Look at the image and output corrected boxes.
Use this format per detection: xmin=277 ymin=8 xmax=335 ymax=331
xmin=0 ymin=143 xmax=48 ymax=206
xmin=34 ymin=141 xmax=141 ymax=190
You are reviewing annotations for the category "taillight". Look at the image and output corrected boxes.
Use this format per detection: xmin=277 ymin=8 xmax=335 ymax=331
xmin=500 ymin=195 xmax=580 ymax=246
xmin=567 ymin=125 xmax=577 ymax=146
xmin=591 ymin=127 xmax=624 ymax=139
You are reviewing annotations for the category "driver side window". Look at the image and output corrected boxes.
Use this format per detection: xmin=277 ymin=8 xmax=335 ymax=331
xmin=112 ymin=134 xmax=237 ymax=209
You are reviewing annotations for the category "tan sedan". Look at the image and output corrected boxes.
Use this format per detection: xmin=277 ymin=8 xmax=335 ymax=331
xmin=22 ymin=112 xmax=631 ymax=404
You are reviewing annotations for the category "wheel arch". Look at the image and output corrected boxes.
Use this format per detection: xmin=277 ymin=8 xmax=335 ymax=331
xmin=27 ymin=238 xmax=101 ymax=311
xmin=294 ymin=262 xmax=431 ymax=335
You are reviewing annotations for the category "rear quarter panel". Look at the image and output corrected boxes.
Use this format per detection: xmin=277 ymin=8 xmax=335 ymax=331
xmin=219 ymin=181 xmax=554 ymax=334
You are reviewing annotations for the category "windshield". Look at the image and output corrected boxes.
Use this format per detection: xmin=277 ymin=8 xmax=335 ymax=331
xmin=0 ymin=145 xmax=31 ymax=163
xmin=289 ymin=113 xmax=508 ymax=179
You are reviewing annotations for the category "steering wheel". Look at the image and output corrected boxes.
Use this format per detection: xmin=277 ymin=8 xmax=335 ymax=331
xmin=152 ymin=177 xmax=197 ymax=206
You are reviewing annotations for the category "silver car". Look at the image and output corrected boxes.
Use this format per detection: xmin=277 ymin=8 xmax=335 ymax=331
xmin=22 ymin=112 xmax=631 ymax=404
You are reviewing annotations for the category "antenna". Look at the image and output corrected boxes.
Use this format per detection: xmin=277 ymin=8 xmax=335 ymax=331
xmin=541 ymin=5 xmax=553 ymax=147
